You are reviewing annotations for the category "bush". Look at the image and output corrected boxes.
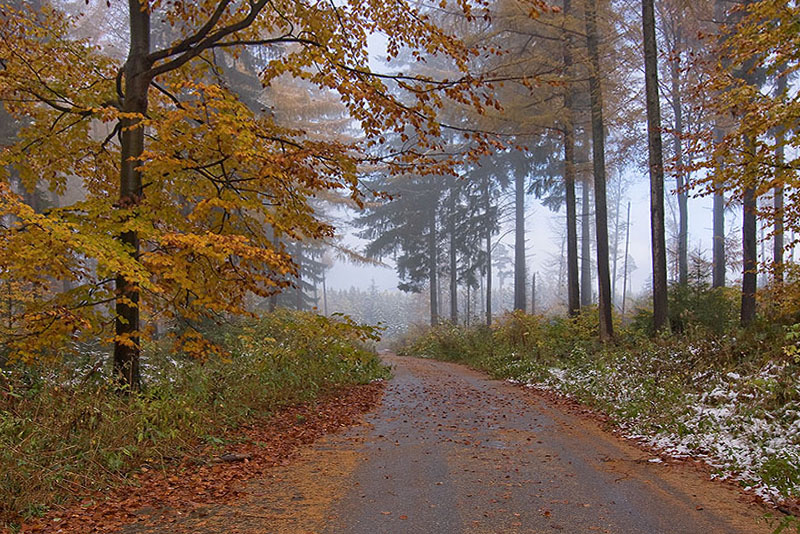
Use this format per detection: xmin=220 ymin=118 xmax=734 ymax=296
xmin=0 ymin=310 xmax=388 ymax=528
xmin=400 ymin=309 xmax=800 ymax=501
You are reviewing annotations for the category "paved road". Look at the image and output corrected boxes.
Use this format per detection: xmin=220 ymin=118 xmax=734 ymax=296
xmin=318 ymin=355 xmax=770 ymax=534
xmin=127 ymin=354 xmax=774 ymax=534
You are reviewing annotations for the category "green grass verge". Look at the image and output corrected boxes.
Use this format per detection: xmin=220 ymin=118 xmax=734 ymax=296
xmin=0 ymin=310 xmax=389 ymax=529
xmin=399 ymin=309 xmax=800 ymax=505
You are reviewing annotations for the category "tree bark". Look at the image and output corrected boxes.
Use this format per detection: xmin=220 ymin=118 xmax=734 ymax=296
xmin=580 ymin=177 xmax=593 ymax=307
xmin=429 ymin=204 xmax=439 ymax=326
xmin=642 ymin=0 xmax=669 ymax=332
xmin=294 ymin=243 xmax=304 ymax=311
xmin=712 ymin=162 xmax=726 ymax=288
xmin=774 ymin=71 xmax=787 ymax=281
xmin=622 ymin=201 xmax=631 ymax=315
xmin=514 ymin=169 xmax=526 ymax=311
xmin=449 ymin=181 xmax=458 ymax=323
xmin=563 ymin=0 xmax=580 ymax=317
xmin=670 ymin=21 xmax=689 ymax=286
xmin=611 ymin=188 xmax=620 ymax=307
xmin=712 ymin=0 xmax=727 ymax=290
xmin=741 ymin=184 xmax=757 ymax=325
xmin=322 ymin=270 xmax=328 ymax=316
xmin=733 ymin=0 xmax=758 ymax=326
xmin=584 ymin=0 xmax=614 ymax=340
xmin=114 ymin=0 xmax=152 ymax=391
xmin=485 ymin=179 xmax=493 ymax=326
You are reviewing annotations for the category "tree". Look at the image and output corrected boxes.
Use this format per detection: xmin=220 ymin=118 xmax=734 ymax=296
xmin=641 ymin=0 xmax=669 ymax=332
xmin=467 ymin=157 xmax=508 ymax=325
xmin=772 ymin=67 xmax=788 ymax=281
xmin=562 ymin=0 xmax=580 ymax=316
xmin=355 ymin=174 xmax=444 ymax=326
xmin=513 ymin=157 xmax=527 ymax=312
xmin=584 ymin=0 xmax=614 ymax=340
xmin=0 ymin=0 xmax=502 ymax=387
xmin=692 ymin=0 xmax=794 ymax=325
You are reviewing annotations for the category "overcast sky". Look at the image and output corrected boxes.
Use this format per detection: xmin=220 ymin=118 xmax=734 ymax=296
xmin=326 ymin=175 xmax=733 ymax=299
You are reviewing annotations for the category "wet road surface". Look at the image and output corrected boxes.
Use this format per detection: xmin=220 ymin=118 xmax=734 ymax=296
xmin=125 ymin=354 xmax=774 ymax=534
xmin=320 ymin=355 xmax=769 ymax=534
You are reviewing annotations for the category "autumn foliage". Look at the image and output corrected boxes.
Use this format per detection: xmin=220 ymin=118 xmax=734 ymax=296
xmin=0 ymin=0 xmax=512 ymax=369
xmin=0 ymin=310 xmax=387 ymax=528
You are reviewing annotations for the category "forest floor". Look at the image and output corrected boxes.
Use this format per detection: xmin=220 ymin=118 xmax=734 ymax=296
xmin=23 ymin=354 xmax=784 ymax=534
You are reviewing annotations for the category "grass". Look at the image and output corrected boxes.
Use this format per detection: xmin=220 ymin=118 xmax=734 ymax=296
xmin=0 ymin=309 xmax=389 ymax=529
xmin=399 ymin=308 xmax=800 ymax=506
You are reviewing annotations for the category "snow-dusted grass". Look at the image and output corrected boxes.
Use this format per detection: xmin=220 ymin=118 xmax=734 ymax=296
xmin=525 ymin=355 xmax=800 ymax=502
xmin=403 ymin=312 xmax=800 ymax=505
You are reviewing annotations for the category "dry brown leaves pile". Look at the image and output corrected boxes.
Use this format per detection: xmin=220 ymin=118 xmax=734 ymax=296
xmin=16 ymin=382 xmax=385 ymax=534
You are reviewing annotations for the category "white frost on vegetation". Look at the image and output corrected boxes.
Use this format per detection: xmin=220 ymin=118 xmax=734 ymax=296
xmin=517 ymin=357 xmax=800 ymax=503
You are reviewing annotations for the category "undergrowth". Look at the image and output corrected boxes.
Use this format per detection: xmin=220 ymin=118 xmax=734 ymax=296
xmin=400 ymin=305 xmax=800 ymax=511
xmin=0 ymin=309 xmax=388 ymax=529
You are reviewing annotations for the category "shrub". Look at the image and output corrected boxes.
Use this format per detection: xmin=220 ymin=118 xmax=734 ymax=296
xmin=0 ymin=310 xmax=388 ymax=528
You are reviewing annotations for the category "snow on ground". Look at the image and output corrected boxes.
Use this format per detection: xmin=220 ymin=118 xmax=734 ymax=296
xmin=515 ymin=360 xmax=800 ymax=504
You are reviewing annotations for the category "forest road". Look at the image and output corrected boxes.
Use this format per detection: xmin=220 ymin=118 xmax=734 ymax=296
xmin=321 ymin=354 xmax=773 ymax=534
xmin=146 ymin=354 xmax=775 ymax=534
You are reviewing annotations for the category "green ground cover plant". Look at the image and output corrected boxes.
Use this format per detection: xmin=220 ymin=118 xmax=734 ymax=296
xmin=0 ymin=310 xmax=388 ymax=529
xmin=400 ymin=298 xmax=800 ymax=505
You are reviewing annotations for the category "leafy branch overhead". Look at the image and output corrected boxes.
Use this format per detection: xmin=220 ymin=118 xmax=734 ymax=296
xmin=0 ymin=0 xmax=540 ymax=367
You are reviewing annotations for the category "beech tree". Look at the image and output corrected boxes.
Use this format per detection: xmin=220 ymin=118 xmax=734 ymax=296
xmin=694 ymin=0 xmax=796 ymax=323
xmin=0 ymin=0 xmax=508 ymax=387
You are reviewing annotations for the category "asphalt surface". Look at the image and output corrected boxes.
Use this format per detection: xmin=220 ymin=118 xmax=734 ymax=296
xmin=319 ymin=354 xmax=771 ymax=534
xmin=122 ymin=354 xmax=774 ymax=534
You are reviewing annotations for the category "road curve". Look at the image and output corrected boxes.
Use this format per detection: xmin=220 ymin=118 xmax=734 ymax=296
xmin=319 ymin=354 xmax=770 ymax=534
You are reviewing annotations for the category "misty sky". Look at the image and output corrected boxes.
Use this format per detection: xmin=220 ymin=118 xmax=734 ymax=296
xmin=326 ymin=175 xmax=729 ymax=297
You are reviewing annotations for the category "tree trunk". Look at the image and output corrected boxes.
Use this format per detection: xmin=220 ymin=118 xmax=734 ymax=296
xmin=480 ymin=274 xmax=485 ymax=324
xmin=584 ymin=0 xmax=614 ymax=340
xmin=514 ymin=169 xmax=526 ymax=311
xmin=485 ymin=180 xmax=493 ymax=326
xmin=580 ymin=177 xmax=593 ymax=307
xmin=465 ymin=283 xmax=470 ymax=326
xmin=563 ymin=0 xmax=580 ymax=317
xmin=742 ymin=184 xmax=757 ymax=325
xmin=322 ymin=270 xmax=328 ymax=316
xmin=429 ymin=205 xmax=439 ymax=326
xmin=622 ymin=201 xmax=631 ymax=315
xmin=295 ymin=243 xmax=304 ymax=311
xmin=449 ymin=182 xmax=458 ymax=323
xmin=733 ymin=1 xmax=759 ymax=326
xmin=531 ymin=272 xmax=536 ymax=315
xmin=114 ymin=0 xmax=152 ymax=391
xmin=611 ymin=189 xmax=620 ymax=307
xmin=642 ymin=0 xmax=669 ymax=332
xmin=774 ymin=71 xmax=787 ymax=281
xmin=712 ymin=188 xmax=726 ymax=287
xmin=670 ymin=23 xmax=689 ymax=286
xmin=313 ymin=278 xmax=318 ymax=310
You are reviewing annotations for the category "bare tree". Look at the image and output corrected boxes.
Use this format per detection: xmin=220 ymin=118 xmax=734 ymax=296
xmin=584 ymin=0 xmax=614 ymax=340
xmin=642 ymin=0 xmax=670 ymax=331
